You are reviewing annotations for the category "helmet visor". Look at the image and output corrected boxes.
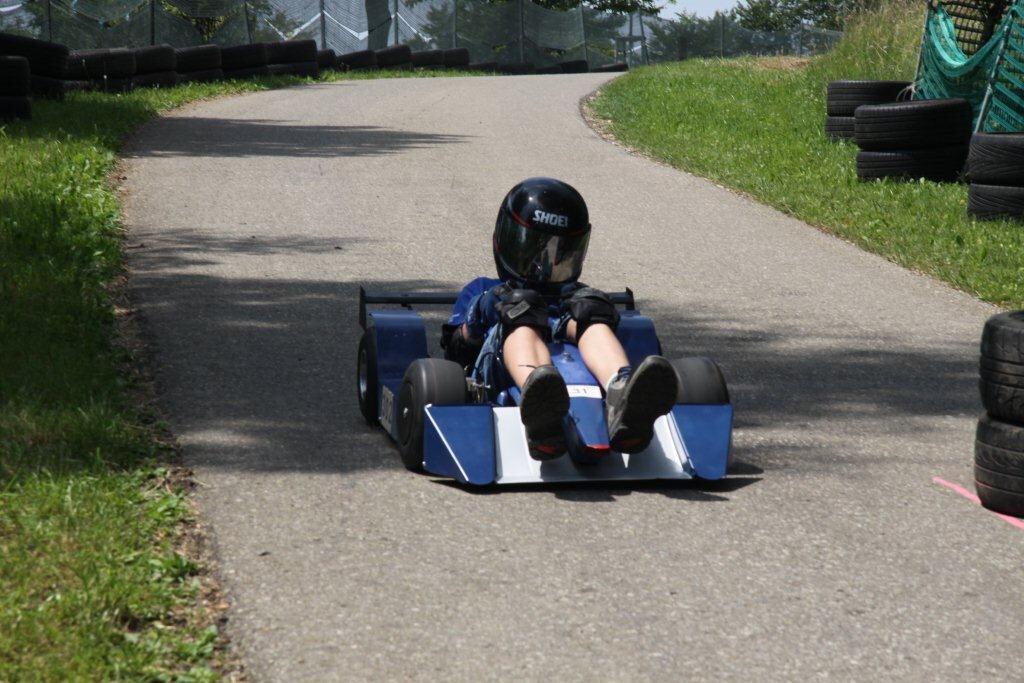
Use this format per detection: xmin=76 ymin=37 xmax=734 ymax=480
xmin=495 ymin=219 xmax=589 ymax=285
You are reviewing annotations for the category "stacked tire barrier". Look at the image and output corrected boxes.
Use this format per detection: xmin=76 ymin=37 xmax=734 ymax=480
xmin=374 ymin=45 xmax=412 ymax=70
xmin=222 ymin=43 xmax=269 ymax=79
xmin=267 ymin=40 xmax=319 ymax=78
xmin=854 ymin=99 xmax=972 ymax=182
xmin=175 ymin=45 xmax=223 ymax=84
xmin=132 ymin=45 xmax=177 ymax=89
xmin=337 ymin=49 xmax=376 ymax=70
xmin=976 ymin=311 xmax=1024 ymax=518
xmin=825 ymin=80 xmax=910 ymax=141
xmin=967 ymin=133 xmax=1024 ymax=220
xmin=0 ymin=55 xmax=31 ymax=120
xmin=0 ymin=32 xmax=68 ymax=100
xmin=67 ymin=48 xmax=136 ymax=93
xmin=317 ymin=49 xmax=337 ymax=72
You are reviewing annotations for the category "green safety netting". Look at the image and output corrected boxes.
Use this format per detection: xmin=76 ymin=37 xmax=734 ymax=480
xmin=915 ymin=1 xmax=1024 ymax=131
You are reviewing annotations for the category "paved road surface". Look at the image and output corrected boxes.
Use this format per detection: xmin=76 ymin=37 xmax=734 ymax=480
xmin=123 ymin=74 xmax=1022 ymax=680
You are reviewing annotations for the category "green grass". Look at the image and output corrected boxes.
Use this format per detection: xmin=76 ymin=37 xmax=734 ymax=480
xmin=0 ymin=66 xmax=479 ymax=680
xmin=590 ymin=0 xmax=1024 ymax=308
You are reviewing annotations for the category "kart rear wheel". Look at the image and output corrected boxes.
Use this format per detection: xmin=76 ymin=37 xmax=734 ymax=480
xmin=357 ymin=328 xmax=379 ymax=425
xmin=671 ymin=357 xmax=729 ymax=404
xmin=397 ymin=359 xmax=467 ymax=471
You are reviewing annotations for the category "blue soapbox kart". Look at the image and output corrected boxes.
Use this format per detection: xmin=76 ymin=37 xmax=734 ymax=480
xmin=356 ymin=287 xmax=733 ymax=486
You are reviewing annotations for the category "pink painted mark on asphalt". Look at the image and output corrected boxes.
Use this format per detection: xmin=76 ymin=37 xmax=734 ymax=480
xmin=933 ymin=477 xmax=1024 ymax=531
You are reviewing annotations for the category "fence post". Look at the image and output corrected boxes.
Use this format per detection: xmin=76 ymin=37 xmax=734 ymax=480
xmin=518 ymin=0 xmax=525 ymax=64
xmin=150 ymin=0 xmax=156 ymax=45
xmin=637 ymin=11 xmax=649 ymax=65
xmin=719 ymin=13 xmax=725 ymax=58
xmin=242 ymin=0 xmax=252 ymax=43
xmin=579 ymin=4 xmax=588 ymax=64
xmin=319 ymin=0 xmax=326 ymax=47
xmin=46 ymin=0 xmax=53 ymax=42
xmin=393 ymin=0 xmax=399 ymax=45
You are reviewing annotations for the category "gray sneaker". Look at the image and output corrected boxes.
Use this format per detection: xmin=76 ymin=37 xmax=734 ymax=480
xmin=606 ymin=356 xmax=679 ymax=454
xmin=519 ymin=365 xmax=570 ymax=461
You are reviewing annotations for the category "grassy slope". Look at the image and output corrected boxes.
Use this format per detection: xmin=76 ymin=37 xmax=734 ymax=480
xmin=0 ymin=68 xmax=477 ymax=680
xmin=591 ymin=0 xmax=1024 ymax=308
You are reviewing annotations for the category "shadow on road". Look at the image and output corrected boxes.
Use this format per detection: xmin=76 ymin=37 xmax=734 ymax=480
xmin=433 ymin=476 xmax=762 ymax=502
xmin=128 ymin=230 xmax=980 ymax=482
xmin=125 ymin=118 xmax=470 ymax=158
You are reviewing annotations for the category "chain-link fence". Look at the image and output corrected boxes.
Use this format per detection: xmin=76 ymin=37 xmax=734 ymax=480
xmin=0 ymin=0 xmax=842 ymax=68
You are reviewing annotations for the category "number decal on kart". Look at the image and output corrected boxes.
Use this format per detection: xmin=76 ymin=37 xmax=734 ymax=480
xmin=380 ymin=386 xmax=395 ymax=433
xmin=566 ymin=385 xmax=602 ymax=399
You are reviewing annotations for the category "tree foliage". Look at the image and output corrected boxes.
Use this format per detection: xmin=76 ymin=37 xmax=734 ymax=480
xmin=734 ymin=0 xmax=864 ymax=31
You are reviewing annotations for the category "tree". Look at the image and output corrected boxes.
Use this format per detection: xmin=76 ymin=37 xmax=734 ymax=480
xmin=734 ymin=0 xmax=795 ymax=31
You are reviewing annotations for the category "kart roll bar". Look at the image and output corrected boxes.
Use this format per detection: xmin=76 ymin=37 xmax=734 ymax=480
xmin=359 ymin=286 xmax=636 ymax=329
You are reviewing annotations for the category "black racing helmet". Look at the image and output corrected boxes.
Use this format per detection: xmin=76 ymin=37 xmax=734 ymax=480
xmin=493 ymin=177 xmax=591 ymax=288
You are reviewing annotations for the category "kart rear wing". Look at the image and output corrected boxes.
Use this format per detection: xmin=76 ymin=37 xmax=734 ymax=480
xmin=359 ymin=286 xmax=635 ymax=329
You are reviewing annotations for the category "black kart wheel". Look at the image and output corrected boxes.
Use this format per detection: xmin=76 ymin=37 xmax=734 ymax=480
xmin=396 ymin=359 xmax=467 ymax=471
xmin=357 ymin=328 xmax=379 ymax=425
xmin=670 ymin=357 xmax=729 ymax=404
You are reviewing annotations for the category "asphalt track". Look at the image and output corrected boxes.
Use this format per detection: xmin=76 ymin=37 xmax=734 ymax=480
xmin=123 ymin=74 xmax=1023 ymax=680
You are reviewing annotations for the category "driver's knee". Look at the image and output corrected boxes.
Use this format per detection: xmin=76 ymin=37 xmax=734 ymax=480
xmin=564 ymin=287 xmax=619 ymax=342
xmin=497 ymin=289 xmax=551 ymax=343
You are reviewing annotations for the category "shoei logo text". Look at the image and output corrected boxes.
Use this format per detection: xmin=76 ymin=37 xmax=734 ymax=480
xmin=533 ymin=210 xmax=569 ymax=228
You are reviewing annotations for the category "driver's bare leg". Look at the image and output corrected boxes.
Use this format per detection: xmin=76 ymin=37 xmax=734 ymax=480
xmin=502 ymin=326 xmax=570 ymax=461
xmin=565 ymin=320 xmax=629 ymax=387
xmin=502 ymin=326 xmax=554 ymax=388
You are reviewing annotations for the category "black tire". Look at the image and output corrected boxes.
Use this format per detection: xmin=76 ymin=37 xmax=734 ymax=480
xmin=826 ymin=80 xmax=912 ymax=117
xmin=66 ymin=49 xmax=108 ymax=79
xmin=102 ymin=48 xmax=136 ymax=78
xmin=559 ymin=59 xmax=588 ymax=73
xmin=131 ymin=70 xmax=179 ymax=88
xmin=825 ymin=115 xmax=855 ymax=141
xmin=976 ymin=441 xmax=1024 ymax=479
xmin=968 ymin=133 xmax=1024 ymax=186
xmin=357 ymin=328 xmax=379 ymax=425
xmin=30 ymin=73 xmax=65 ymax=100
xmin=981 ymin=361 xmax=1024 ymax=389
xmin=224 ymin=65 xmax=271 ymax=79
xmin=856 ymin=145 xmax=967 ymax=182
xmin=0 ymin=95 xmax=31 ymax=120
xmin=396 ymin=359 xmax=467 ymax=471
xmin=443 ymin=47 xmax=470 ymax=67
xmin=63 ymin=79 xmax=92 ymax=92
xmin=854 ymin=99 xmax=973 ymax=151
xmin=497 ymin=63 xmax=534 ymax=75
xmin=980 ymin=376 xmax=1024 ymax=424
xmin=975 ymin=463 xmax=1024 ymax=494
xmin=174 ymin=45 xmax=220 ymax=73
xmin=467 ymin=61 xmax=498 ymax=71
xmin=221 ymin=43 xmax=268 ymax=70
xmin=968 ymin=183 xmax=1024 ymax=221
xmin=981 ymin=311 xmax=1024 ymax=364
xmin=0 ymin=56 xmax=30 ymax=96
xmin=338 ymin=49 xmax=376 ymax=69
xmin=591 ymin=62 xmax=628 ymax=72
xmin=974 ymin=480 xmax=1024 ymax=516
xmin=981 ymin=355 xmax=1024 ymax=379
xmin=267 ymin=62 xmax=319 ymax=77
xmin=374 ymin=45 xmax=412 ymax=67
xmin=670 ymin=357 xmax=729 ymax=404
xmin=411 ymin=49 xmax=445 ymax=67
xmin=266 ymin=39 xmax=317 ymax=65
xmin=98 ymin=76 xmax=134 ymax=94
xmin=317 ymin=49 xmax=336 ymax=70
xmin=0 ymin=32 xmax=68 ymax=78
xmin=978 ymin=413 xmax=1024 ymax=449
xmin=133 ymin=45 xmax=175 ymax=74
xmin=535 ymin=64 xmax=561 ymax=75
xmin=177 ymin=68 xmax=223 ymax=84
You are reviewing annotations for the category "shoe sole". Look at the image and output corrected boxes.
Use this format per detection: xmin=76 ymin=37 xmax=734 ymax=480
xmin=609 ymin=357 xmax=679 ymax=454
xmin=520 ymin=369 xmax=570 ymax=461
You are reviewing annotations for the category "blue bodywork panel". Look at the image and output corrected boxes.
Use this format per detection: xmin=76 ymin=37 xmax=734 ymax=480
xmin=368 ymin=310 xmax=428 ymax=440
xmin=423 ymin=405 xmax=496 ymax=485
xmin=616 ymin=312 xmax=661 ymax=366
xmin=672 ymin=404 xmax=734 ymax=480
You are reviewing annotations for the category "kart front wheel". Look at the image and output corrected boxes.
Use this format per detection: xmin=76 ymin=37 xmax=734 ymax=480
xmin=397 ymin=358 xmax=467 ymax=471
xmin=671 ymin=357 xmax=729 ymax=404
xmin=357 ymin=328 xmax=379 ymax=425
